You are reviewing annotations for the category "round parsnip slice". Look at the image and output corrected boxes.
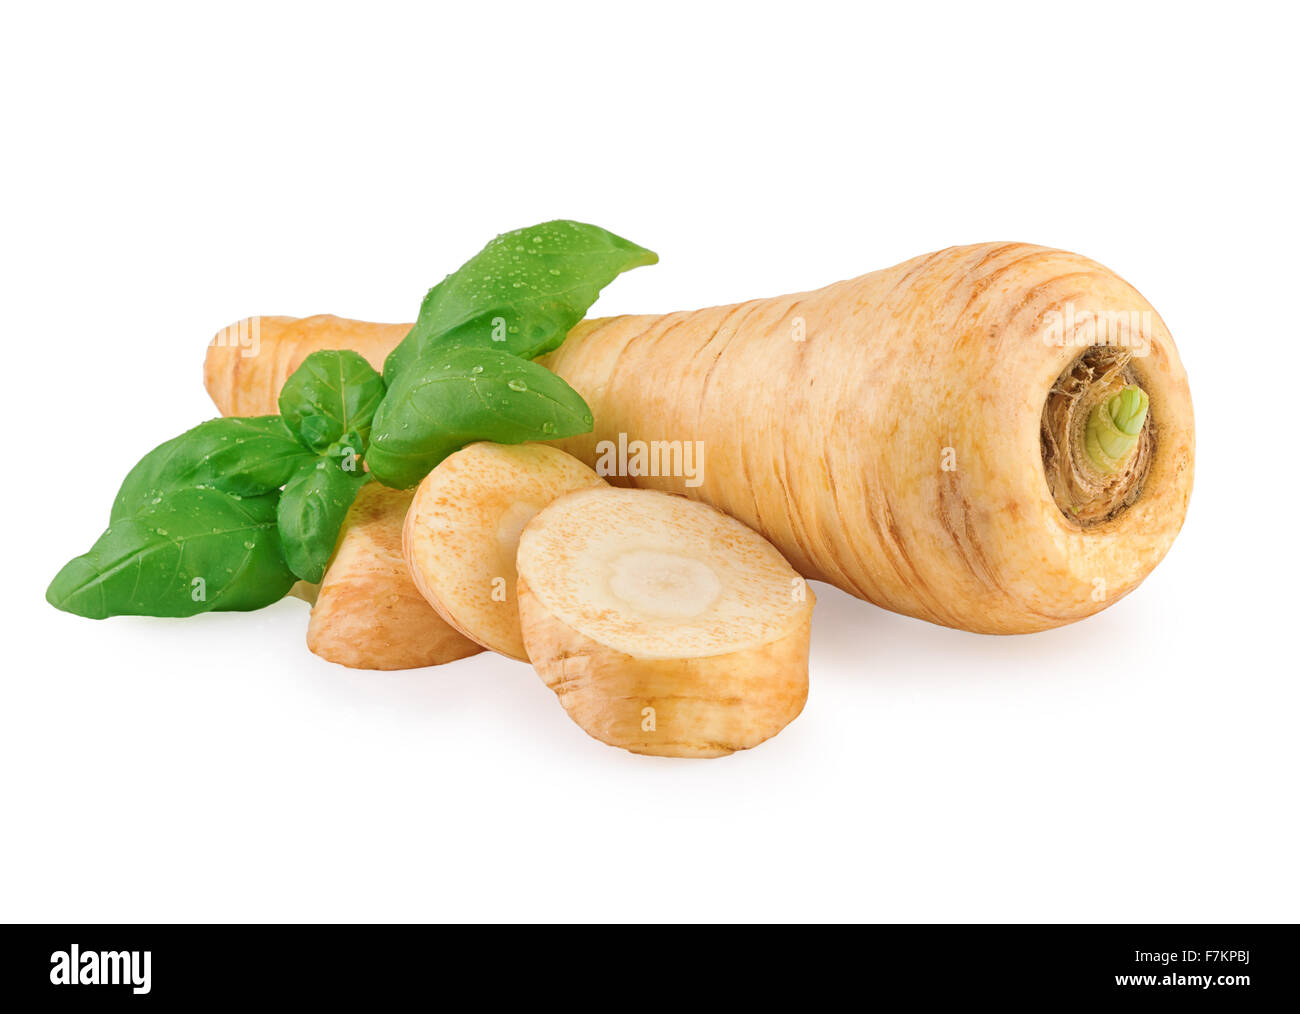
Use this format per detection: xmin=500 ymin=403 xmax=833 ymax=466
xmin=403 ymin=442 xmax=605 ymax=660
xmin=517 ymin=487 xmax=814 ymax=758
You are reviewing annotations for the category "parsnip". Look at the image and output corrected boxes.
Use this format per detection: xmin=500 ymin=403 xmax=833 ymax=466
xmin=206 ymin=315 xmax=407 ymax=418
xmin=403 ymin=442 xmax=606 ymax=660
xmin=206 ymin=242 xmax=1195 ymax=634
xmin=308 ymin=483 xmax=482 ymax=670
xmin=516 ymin=487 xmax=813 ymax=758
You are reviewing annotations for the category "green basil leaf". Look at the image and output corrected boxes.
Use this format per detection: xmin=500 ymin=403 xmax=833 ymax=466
xmin=47 ymin=488 xmax=296 ymax=619
xmin=276 ymin=458 xmax=371 ymax=583
xmin=383 ymin=220 xmax=656 ymax=382
xmin=367 ymin=347 xmax=594 ymax=489
xmin=278 ymin=350 xmax=386 ymax=453
xmin=111 ymin=416 xmax=313 ymax=522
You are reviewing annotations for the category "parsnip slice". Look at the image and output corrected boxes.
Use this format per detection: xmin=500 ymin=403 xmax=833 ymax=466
xmin=403 ymin=442 xmax=606 ymax=661
xmin=517 ymin=487 xmax=814 ymax=758
xmin=308 ymin=483 xmax=482 ymax=670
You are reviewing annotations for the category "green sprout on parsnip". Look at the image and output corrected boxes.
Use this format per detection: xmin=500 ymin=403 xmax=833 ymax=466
xmin=1084 ymin=384 xmax=1149 ymax=474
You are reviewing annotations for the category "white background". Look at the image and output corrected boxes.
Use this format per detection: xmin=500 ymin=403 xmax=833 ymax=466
xmin=3 ymin=1 xmax=1296 ymax=923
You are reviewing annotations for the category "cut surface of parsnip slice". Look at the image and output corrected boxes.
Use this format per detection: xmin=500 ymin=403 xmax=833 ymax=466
xmin=403 ymin=442 xmax=605 ymax=660
xmin=517 ymin=487 xmax=813 ymax=758
xmin=308 ymin=483 xmax=482 ymax=670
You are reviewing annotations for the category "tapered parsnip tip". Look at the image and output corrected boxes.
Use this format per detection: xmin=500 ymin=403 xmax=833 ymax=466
xmin=517 ymin=487 xmax=813 ymax=758
xmin=308 ymin=484 xmax=482 ymax=670
xmin=403 ymin=442 xmax=606 ymax=660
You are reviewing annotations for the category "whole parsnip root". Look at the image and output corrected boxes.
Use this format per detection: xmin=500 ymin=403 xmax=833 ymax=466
xmin=206 ymin=242 xmax=1195 ymax=634
xmin=403 ymin=442 xmax=606 ymax=660
xmin=308 ymin=483 xmax=482 ymax=670
xmin=516 ymin=487 xmax=813 ymax=758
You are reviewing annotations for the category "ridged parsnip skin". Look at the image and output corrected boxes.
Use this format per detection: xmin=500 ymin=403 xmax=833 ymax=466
xmin=204 ymin=242 xmax=1194 ymax=634
xmin=516 ymin=488 xmax=813 ymax=758
xmin=403 ymin=442 xmax=606 ymax=660
xmin=308 ymin=484 xmax=482 ymax=670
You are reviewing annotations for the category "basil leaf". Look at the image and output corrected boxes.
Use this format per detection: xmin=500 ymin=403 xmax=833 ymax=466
xmin=278 ymin=350 xmax=386 ymax=453
xmin=47 ymin=488 xmax=296 ymax=619
xmin=276 ymin=458 xmax=370 ymax=583
xmin=367 ymin=347 xmax=594 ymax=489
xmin=112 ymin=416 xmax=313 ymax=522
xmin=383 ymin=220 xmax=656 ymax=382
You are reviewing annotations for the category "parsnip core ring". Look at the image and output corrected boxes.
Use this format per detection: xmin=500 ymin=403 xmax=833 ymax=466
xmin=607 ymin=550 xmax=722 ymax=619
xmin=521 ymin=488 xmax=811 ymax=660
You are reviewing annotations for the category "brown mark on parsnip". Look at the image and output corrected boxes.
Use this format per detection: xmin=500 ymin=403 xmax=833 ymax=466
xmin=762 ymin=297 xmax=822 ymax=572
xmin=820 ymin=468 xmax=877 ymax=600
xmin=684 ymin=311 xmax=731 ymax=418
xmin=833 ymin=462 xmax=950 ymax=623
xmin=969 ymin=241 xmax=1030 ymax=274
xmin=875 ymin=488 xmax=961 ymax=628
xmin=979 ymin=274 xmax=1098 ymax=355
xmin=957 ymin=246 xmax=1066 ymax=320
xmin=547 ymin=662 xmax=593 ymax=697
xmin=806 ymin=456 xmax=869 ymax=593
xmin=933 ymin=474 xmax=1065 ymax=624
xmin=736 ymin=428 xmax=768 ymax=543
xmin=773 ymin=453 xmax=819 ymax=578
xmin=773 ymin=397 xmax=826 ymax=579
xmin=653 ymin=309 xmax=706 ymax=414
xmin=936 ymin=471 xmax=1004 ymax=596
xmin=702 ymin=298 xmax=774 ymax=524
xmin=874 ymin=247 xmax=951 ymax=310
xmin=780 ymin=298 xmax=808 ymax=340
xmin=600 ymin=314 xmax=670 ymax=422
xmin=689 ymin=299 xmax=763 ymax=435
